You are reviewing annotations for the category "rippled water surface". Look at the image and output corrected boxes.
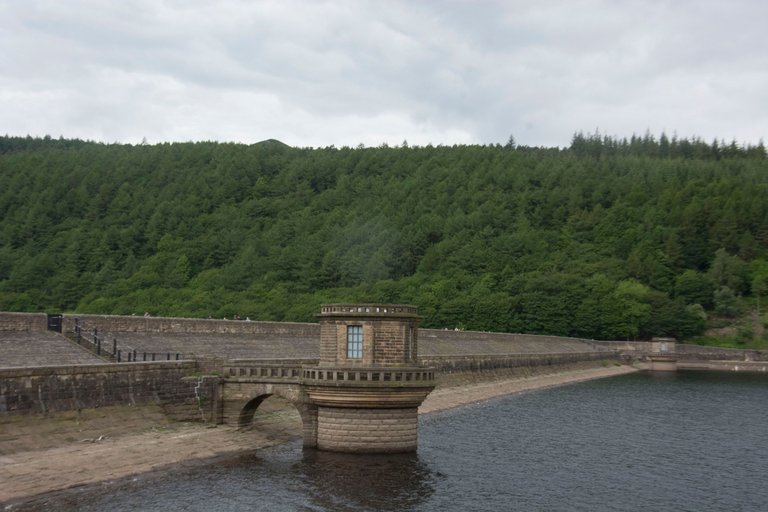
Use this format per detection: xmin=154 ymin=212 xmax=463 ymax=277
xmin=74 ymin=371 xmax=768 ymax=511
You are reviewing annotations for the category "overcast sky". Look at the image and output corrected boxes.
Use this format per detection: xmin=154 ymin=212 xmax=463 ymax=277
xmin=2 ymin=0 xmax=766 ymax=148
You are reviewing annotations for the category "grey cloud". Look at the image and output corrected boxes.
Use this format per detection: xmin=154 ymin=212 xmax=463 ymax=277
xmin=1 ymin=0 xmax=766 ymax=147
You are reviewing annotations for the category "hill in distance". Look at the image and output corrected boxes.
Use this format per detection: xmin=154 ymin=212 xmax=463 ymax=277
xmin=0 ymin=132 xmax=766 ymax=346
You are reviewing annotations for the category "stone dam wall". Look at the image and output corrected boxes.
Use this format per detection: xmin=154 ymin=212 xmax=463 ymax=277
xmin=0 ymin=361 xmax=220 ymax=421
xmin=424 ymin=351 xmax=613 ymax=370
xmin=1 ymin=312 xmax=613 ymax=367
xmin=673 ymin=344 xmax=768 ymax=361
xmin=62 ymin=313 xmax=319 ymax=336
xmin=4 ymin=311 xmax=764 ymax=421
xmin=0 ymin=312 xmax=48 ymax=332
xmin=0 ymin=312 xmax=621 ymax=420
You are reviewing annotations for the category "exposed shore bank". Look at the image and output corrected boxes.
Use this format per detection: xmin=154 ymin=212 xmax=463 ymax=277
xmin=1 ymin=363 xmax=636 ymax=509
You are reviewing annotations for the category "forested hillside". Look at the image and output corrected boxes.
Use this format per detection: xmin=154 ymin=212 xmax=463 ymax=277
xmin=1 ymin=133 xmax=767 ymax=343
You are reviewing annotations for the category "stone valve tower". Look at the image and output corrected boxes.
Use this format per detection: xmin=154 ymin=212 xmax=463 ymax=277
xmin=302 ymin=304 xmax=435 ymax=453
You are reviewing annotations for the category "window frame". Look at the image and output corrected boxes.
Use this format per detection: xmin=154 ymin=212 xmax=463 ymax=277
xmin=346 ymin=324 xmax=363 ymax=359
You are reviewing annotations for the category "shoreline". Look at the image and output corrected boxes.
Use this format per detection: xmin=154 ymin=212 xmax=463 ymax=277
xmin=1 ymin=364 xmax=637 ymax=508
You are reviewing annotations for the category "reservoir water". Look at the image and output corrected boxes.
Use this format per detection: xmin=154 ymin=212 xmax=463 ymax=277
xmin=73 ymin=371 xmax=768 ymax=511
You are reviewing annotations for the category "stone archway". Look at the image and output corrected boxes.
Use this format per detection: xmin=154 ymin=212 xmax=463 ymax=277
xmin=237 ymin=393 xmax=273 ymax=428
xmin=222 ymin=382 xmax=318 ymax=448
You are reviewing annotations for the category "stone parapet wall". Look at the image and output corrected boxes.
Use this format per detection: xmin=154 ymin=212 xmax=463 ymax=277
xmin=0 ymin=312 xmax=611 ymax=363
xmin=591 ymin=341 xmax=657 ymax=352
xmin=677 ymin=360 xmax=768 ymax=372
xmin=302 ymin=366 xmax=434 ymax=387
xmin=224 ymin=359 xmax=311 ymax=381
xmin=424 ymin=353 xmax=623 ymax=387
xmin=319 ymin=304 xmax=419 ymax=318
xmin=674 ymin=344 xmax=768 ymax=361
xmin=431 ymin=358 xmax=625 ymax=388
xmin=316 ymin=406 xmax=418 ymax=453
xmin=591 ymin=341 xmax=768 ymax=362
xmin=421 ymin=351 xmax=616 ymax=374
xmin=0 ymin=312 xmax=48 ymax=332
xmin=62 ymin=314 xmax=319 ymax=337
xmin=591 ymin=340 xmax=675 ymax=353
xmin=0 ymin=362 xmax=219 ymax=422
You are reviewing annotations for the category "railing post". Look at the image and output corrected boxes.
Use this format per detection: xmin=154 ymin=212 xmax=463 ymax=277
xmin=96 ymin=338 xmax=101 ymax=355
xmin=143 ymin=352 xmax=147 ymax=361
xmin=152 ymin=353 xmax=156 ymax=361
xmin=133 ymin=350 xmax=137 ymax=361
xmin=117 ymin=350 xmax=121 ymax=363
xmin=167 ymin=352 xmax=170 ymax=360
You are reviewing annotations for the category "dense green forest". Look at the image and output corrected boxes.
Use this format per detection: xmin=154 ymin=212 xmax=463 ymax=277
xmin=1 ymin=133 xmax=767 ymax=344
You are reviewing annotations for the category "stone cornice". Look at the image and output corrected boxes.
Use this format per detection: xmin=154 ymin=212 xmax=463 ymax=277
xmin=305 ymin=386 xmax=434 ymax=408
xmin=317 ymin=304 xmax=421 ymax=319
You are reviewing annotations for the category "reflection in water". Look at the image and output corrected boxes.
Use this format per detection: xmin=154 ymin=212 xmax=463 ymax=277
xmin=23 ymin=371 xmax=768 ymax=512
xmin=300 ymin=449 xmax=435 ymax=511
xmin=61 ymin=441 xmax=435 ymax=512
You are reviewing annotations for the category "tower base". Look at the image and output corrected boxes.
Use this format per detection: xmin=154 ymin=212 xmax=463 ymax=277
xmin=317 ymin=406 xmax=418 ymax=453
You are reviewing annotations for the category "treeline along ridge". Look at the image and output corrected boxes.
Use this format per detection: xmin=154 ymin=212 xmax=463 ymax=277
xmin=1 ymin=133 xmax=767 ymax=342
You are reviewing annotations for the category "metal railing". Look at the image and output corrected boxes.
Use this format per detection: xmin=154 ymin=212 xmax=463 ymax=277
xmin=70 ymin=318 xmax=181 ymax=364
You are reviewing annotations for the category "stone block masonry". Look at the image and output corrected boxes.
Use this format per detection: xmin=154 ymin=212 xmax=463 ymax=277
xmin=1 ymin=312 xmax=613 ymax=367
xmin=421 ymin=351 xmax=616 ymax=375
xmin=0 ymin=308 xmax=622 ymax=452
xmin=0 ymin=362 xmax=220 ymax=422
xmin=0 ymin=312 xmax=47 ymax=332
xmin=373 ymin=320 xmax=418 ymax=365
xmin=58 ymin=313 xmax=320 ymax=361
xmin=317 ymin=407 xmax=418 ymax=453
xmin=308 ymin=304 xmax=433 ymax=452
xmin=62 ymin=314 xmax=319 ymax=337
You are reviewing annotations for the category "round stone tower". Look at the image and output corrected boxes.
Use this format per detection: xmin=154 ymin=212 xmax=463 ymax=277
xmin=302 ymin=304 xmax=435 ymax=453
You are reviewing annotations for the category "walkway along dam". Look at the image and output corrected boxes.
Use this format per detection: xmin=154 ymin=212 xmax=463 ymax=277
xmin=1 ymin=305 xmax=767 ymax=453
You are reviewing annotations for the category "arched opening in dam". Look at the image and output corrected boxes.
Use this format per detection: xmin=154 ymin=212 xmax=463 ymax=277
xmin=237 ymin=394 xmax=304 ymax=440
